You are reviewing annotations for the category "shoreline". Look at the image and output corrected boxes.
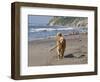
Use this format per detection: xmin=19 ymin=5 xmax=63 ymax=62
xmin=28 ymin=33 xmax=87 ymax=42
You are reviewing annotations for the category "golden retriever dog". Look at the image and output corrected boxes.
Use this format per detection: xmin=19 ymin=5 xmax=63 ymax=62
xmin=50 ymin=32 xmax=66 ymax=59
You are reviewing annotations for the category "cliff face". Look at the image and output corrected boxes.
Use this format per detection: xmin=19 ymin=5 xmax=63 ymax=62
xmin=48 ymin=16 xmax=88 ymax=28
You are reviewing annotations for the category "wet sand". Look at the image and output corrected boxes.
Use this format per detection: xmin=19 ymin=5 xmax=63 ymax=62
xmin=28 ymin=33 xmax=87 ymax=66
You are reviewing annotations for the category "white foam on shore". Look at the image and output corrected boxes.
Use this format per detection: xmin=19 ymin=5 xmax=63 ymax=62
xmin=29 ymin=27 xmax=74 ymax=32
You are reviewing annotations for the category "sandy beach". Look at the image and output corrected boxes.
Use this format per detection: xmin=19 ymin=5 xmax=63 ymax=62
xmin=28 ymin=33 xmax=87 ymax=66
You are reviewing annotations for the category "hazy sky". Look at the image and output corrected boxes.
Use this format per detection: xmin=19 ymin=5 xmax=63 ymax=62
xmin=28 ymin=15 xmax=53 ymax=26
xmin=28 ymin=15 xmax=87 ymax=26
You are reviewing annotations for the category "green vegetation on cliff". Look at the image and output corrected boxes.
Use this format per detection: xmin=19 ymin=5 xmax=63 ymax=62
xmin=48 ymin=16 xmax=88 ymax=27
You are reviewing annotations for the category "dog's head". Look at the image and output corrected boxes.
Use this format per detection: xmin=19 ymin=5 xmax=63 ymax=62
xmin=57 ymin=32 xmax=62 ymax=37
xmin=59 ymin=37 xmax=64 ymax=44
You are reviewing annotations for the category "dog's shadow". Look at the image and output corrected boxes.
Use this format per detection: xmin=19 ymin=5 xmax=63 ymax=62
xmin=64 ymin=54 xmax=74 ymax=58
xmin=64 ymin=54 xmax=85 ymax=58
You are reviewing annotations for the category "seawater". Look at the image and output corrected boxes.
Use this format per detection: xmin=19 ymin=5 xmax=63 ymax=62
xmin=28 ymin=26 xmax=87 ymax=41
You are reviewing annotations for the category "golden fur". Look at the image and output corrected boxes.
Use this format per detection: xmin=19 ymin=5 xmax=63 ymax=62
xmin=50 ymin=33 xmax=66 ymax=59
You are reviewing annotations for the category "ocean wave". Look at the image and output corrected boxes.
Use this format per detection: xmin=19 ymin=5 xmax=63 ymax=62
xmin=29 ymin=27 xmax=74 ymax=33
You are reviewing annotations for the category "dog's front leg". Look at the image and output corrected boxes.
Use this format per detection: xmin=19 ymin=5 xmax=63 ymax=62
xmin=57 ymin=48 xmax=60 ymax=59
